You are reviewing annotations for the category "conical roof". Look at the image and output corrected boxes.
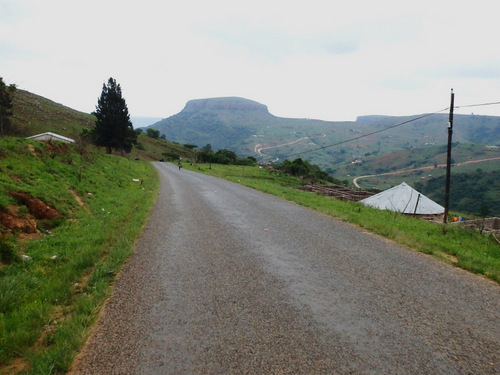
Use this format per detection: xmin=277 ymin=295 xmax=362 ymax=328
xmin=360 ymin=182 xmax=444 ymax=215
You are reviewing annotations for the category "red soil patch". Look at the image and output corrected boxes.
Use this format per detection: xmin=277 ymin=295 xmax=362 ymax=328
xmin=0 ymin=192 xmax=60 ymax=236
xmin=9 ymin=192 xmax=59 ymax=220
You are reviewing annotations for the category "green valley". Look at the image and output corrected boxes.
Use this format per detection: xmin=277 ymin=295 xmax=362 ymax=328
xmin=146 ymin=97 xmax=500 ymax=216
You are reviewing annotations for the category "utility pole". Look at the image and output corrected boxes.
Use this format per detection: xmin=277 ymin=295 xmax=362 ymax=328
xmin=443 ymin=89 xmax=454 ymax=223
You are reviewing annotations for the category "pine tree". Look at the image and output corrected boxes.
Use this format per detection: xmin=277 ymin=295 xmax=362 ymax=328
xmin=91 ymin=77 xmax=136 ymax=154
xmin=0 ymin=77 xmax=16 ymax=136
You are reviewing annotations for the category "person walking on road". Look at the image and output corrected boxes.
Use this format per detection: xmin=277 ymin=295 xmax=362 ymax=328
xmin=178 ymin=158 xmax=182 ymax=170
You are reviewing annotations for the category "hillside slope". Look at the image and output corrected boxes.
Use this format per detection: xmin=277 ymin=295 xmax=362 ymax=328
xmin=147 ymin=97 xmax=500 ymax=167
xmin=8 ymin=89 xmax=193 ymax=161
xmin=7 ymin=90 xmax=500 ymax=217
xmin=147 ymin=98 xmax=500 ymax=216
xmin=149 ymin=97 xmax=279 ymax=150
xmin=0 ymin=137 xmax=158 ymax=373
xmin=415 ymin=169 xmax=500 ymax=216
xmin=10 ymin=89 xmax=95 ymax=139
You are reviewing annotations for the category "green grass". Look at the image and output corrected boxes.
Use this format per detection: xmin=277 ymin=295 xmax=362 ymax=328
xmin=1 ymin=139 xmax=497 ymax=374
xmin=10 ymin=90 xmax=95 ymax=140
xmin=0 ymin=138 xmax=159 ymax=374
xmin=188 ymin=163 xmax=500 ymax=284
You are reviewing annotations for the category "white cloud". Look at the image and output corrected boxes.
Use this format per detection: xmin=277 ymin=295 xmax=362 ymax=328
xmin=1 ymin=0 xmax=500 ymax=120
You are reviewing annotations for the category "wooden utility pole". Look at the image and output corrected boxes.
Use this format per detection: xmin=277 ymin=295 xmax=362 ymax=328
xmin=443 ymin=89 xmax=454 ymax=223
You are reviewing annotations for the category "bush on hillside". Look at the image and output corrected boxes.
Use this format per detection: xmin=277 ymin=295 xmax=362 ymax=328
xmin=274 ymin=158 xmax=337 ymax=184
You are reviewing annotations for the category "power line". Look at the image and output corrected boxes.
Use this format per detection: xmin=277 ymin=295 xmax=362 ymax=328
xmin=282 ymin=108 xmax=449 ymax=159
xmin=454 ymin=101 xmax=500 ymax=109
xmin=270 ymin=99 xmax=500 ymax=162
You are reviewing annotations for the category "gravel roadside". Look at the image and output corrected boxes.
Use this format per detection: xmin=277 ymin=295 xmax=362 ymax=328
xmin=70 ymin=162 xmax=500 ymax=374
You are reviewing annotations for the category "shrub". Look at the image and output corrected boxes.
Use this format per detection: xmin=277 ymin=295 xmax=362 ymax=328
xmin=0 ymin=238 xmax=17 ymax=264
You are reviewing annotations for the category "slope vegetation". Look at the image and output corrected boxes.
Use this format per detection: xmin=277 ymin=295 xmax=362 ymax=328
xmin=148 ymin=97 xmax=500 ymax=216
xmin=0 ymin=137 xmax=158 ymax=373
xmin=9 ymin=89 xmax=193 ymax=161
xmin=148 ymin=97 xmax=500 ymax=168
xmin=150 ymin=97 xmax=278 ymax=150
xmin=10 ymin=89 xmax=95 ymax=139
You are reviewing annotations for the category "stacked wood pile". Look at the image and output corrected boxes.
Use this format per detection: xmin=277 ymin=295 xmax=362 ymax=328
xmin=297 ymin=185 xmax=374 ymax=202
xmin=454 ymin=217 xmax=500 ymax=233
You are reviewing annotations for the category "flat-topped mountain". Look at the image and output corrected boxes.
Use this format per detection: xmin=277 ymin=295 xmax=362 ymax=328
xmin=7 ymin=89 xmax=500 ymax=215
xmin=146 ymin=97 xmax=500 ymax=161
xmin=182 ymin=97 xmax=270 ymax=113
xmin=148 ymin=97 xmax=282 ymax=150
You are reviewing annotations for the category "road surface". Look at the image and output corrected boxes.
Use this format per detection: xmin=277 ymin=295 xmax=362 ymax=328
xmin=71 ymin=162 xmax=500 ymax=374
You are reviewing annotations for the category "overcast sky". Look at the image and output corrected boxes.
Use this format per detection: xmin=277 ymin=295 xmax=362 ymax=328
xmin=1 ymin=0 xmax=500 ymax=121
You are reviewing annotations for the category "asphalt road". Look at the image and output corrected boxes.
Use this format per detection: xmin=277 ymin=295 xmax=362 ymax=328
xmin=70 ymin=162 xmax=500 ymax=374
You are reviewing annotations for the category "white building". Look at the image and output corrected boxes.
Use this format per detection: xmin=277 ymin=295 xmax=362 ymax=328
xmin=360 ymin=182 xmax=444 ymax=215
xmin=27 ymin=132 xmax=75 ymax=143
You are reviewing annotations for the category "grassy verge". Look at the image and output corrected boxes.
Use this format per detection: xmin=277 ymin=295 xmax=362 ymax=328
xmin=188 ymin=163 xmax=500 ymax=284
xmin=0 ymin=138 xmax=159 ymax=374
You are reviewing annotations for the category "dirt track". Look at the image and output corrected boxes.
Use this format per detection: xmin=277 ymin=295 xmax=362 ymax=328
xmin=353 ymin=156 xmax=500 ymax=188
xmin=70 ymin=162 xmax=500 ymax=374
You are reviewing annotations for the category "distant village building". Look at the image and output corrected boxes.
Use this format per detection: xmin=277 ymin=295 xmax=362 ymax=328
xmin=27 ymin=132 xmax=75 ymax=143
xmin=360 ymin=182 xmax=444 ymax=219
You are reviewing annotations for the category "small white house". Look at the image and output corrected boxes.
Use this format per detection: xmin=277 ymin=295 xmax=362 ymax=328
xmin=360 ymin=182 xmax=444 ymax=215
xmin=27 ymin=132 xmax=75 ymax=143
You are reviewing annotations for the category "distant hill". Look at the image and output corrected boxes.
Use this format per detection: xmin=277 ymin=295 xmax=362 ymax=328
xmin=6 ymin=90 xmax=500 ymax=216
xmin=148 ymin=97 xmax=280 ymax=150
xmin=146 ymin=97 xmax=500 ymax=216
xmin=147 ymin=97 xmax=500 ymax=166
xmin=10 ymin=89 xmax=95 ymax=139
xmin=148 ymin=97 xmax=356 ymax=162
xmin=355 ymin=113 xmax=500 ymax=146
xmin=356 ymin=115 xmax=393 ymax=124
xmin=8 ymin=89 xmax=192 ymax=161
xmin=131 ymin=116 xmax=163 ymax=128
